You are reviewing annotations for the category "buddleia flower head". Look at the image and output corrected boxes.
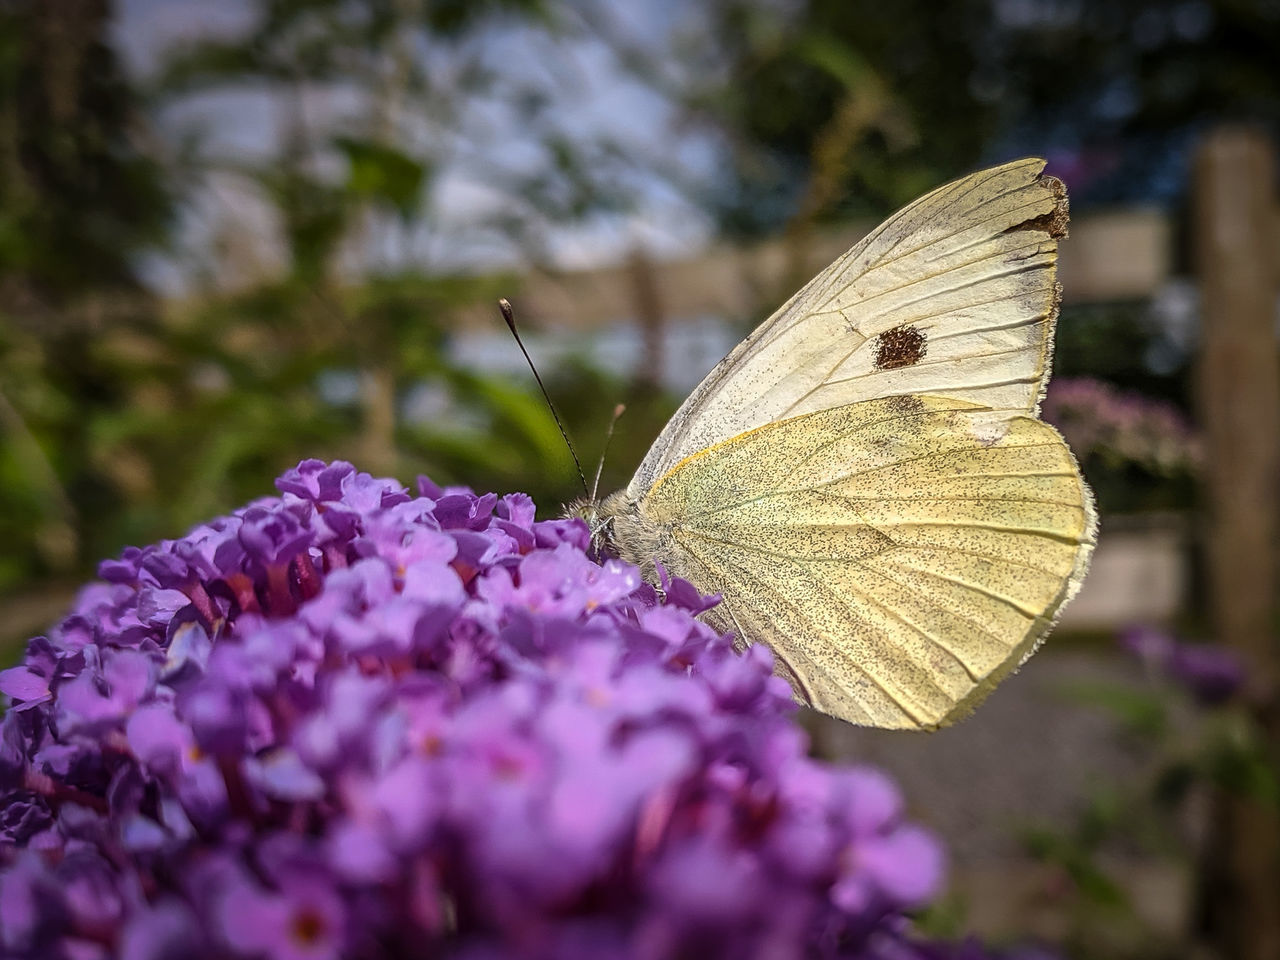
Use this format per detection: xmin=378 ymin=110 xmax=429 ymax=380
xmin=0 ymin=460 xmax=982 ymax=960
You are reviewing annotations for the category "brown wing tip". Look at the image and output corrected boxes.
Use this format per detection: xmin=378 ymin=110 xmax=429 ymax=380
xmin=1004 ymin=172 xmax=1070 ymax=239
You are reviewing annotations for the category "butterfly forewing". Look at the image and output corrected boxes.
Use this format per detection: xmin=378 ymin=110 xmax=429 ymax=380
xmin=630 ymin=158 xmax=1067 ymax=497
xmin=639 ymin=397 xmax=1095 ymax=730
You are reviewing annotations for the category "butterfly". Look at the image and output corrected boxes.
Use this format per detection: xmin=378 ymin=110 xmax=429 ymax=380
xmin=570 ymin=158 xmax=1096 ymax=731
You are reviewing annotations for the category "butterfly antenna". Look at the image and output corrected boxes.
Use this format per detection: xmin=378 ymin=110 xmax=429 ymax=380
xmin=498 ymin=298 xmax=589 ymax=497
xmin=590 ymin=403 xmax=626 ymax=502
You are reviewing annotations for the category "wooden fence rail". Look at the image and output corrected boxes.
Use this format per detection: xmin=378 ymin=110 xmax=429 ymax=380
xmin=454 ymin=208 xmax=1175 ymax=333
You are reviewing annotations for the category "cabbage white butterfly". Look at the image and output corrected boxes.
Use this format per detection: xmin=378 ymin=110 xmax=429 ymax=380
xmin=571 ymin=158 xmax=1096 ymax=731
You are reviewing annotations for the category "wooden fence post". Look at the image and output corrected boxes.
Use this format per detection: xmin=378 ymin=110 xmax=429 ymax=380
xmin=628 ymin=246 xmax=665 ymax=389
xmin=1193 ymin=125 xmax=1280 ymax=960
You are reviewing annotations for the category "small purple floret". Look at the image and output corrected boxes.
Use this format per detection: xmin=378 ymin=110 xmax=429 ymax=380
xmin=1120 ymin=624 xmax=1245 ymax=706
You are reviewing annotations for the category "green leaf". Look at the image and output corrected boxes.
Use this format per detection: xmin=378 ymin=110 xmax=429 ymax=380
xmin=333 ymin=137 xmax=428 ymax=216
xmin=1054 ymin=678 xmax=1168 ymax=738
xmin=797 ymin=34 xmax=877 ymax=89
xmin=1023 ymin=825 xmax=1130 ymax=910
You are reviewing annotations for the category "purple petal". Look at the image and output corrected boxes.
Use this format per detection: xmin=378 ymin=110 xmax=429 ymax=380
xmin=247 ymin=749 xmax=326 ymax=802
xmin=0 ymin=666 xmax=51 ymax=706
xmin=856 ymin=825 xmax=946 ymax=908
xmin=118 ymin=899 xmax=203 ymax=960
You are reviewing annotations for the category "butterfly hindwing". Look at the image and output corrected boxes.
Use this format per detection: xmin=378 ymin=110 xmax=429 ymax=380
xmin=638 ymin=396 xmax=1095 ymax=730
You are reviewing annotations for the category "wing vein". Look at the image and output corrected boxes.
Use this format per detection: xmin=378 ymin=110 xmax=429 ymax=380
xmin=803 ymin=559 xmax=982 ymax=683
xmin=837 ymin=494 xmax=1087 ymax=508
xmin=676 ymin=440 xmax=1075 ymax=522
xmin=829 ymin=163 xmax=1023 ymax=284
xmin=848 ymin=557 xmax=1008 ymax=665
xmin=921 ymin=313 xmax=1047 ymax=342
xmin=890 ymin=541 xmax=1072 ymax=578
xmin=864 ymin=519 xmax=1084 ymax=544
xmin=816 ymin=259 xmax=1054 ymax=327
xmin=792 ymin=442 xmax=1069 ymax=486
xmin=850 ymin=203 xmax=1054 ymax=282
xmin=805 ymin=286 xmax=1050 ymax=324
xmin=826 ymin=374 xmax=1041 ymax=390
xmin=674 ymin=534 xmax=919 ymax=721
xmin=872 ymin=556 xmax=1042 ymax=618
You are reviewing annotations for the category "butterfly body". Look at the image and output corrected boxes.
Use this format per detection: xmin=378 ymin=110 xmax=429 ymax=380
xmin=570 ymin=159 xmax=1095 ymax=731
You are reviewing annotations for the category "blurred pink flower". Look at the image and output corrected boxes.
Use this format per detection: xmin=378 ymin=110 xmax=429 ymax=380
xmin=1043 ymin=377 xmax=1201 ymax=475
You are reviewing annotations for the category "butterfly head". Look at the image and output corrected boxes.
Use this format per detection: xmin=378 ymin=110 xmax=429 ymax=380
xmin=565 ymin=490 xmax=663 ymax=577
xmin=566 ymin=491 xmax=622 ymax=555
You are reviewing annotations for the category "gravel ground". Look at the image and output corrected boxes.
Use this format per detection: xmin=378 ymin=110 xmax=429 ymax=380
xmin=809 ymin=648 xmax=1200 ymax=943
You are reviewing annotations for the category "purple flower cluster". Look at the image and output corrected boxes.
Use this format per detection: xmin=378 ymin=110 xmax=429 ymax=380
xmin=1120 ymin=625 xmax=1245 ymax=706
xmin=1042 ymin=377 xmax=1201 ymax=476
xmin=1 ymin=460 xmax=955 ymax=960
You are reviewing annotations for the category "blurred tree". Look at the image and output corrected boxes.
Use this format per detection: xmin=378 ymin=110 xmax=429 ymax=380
xmin=1191 ymin=126 xmax=1280 ymax=960
xmin=685 ymin=0 xmax=1280 ymax=229
xmin=688 ymin=0 xmax=995 ymax=237
xmin=0 ymin=0 xmax=671 ymax=653
xmin=0 ymin=0 xmax=172 ymax=591
xmin=0 ymin=0 xmax=171 ymax=304
xmin=140 ymin=0 xmax=640 ymax=501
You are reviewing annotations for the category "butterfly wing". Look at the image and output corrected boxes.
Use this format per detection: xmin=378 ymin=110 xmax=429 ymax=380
xmin=636 ymin=396 xmax=1096 ymax=730
xmin=630 ymin=158 xmax=1068 ymax=497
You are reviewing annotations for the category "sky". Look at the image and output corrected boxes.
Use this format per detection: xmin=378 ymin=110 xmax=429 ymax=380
xmin=111 ymin=0 xmax=722 ymax=299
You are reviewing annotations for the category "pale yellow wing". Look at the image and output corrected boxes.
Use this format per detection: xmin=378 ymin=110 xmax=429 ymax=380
xmin=636 ymin=395 xmax=1096 ymax=731
xmin=630 ymin=158 xmax=1067 ymax=496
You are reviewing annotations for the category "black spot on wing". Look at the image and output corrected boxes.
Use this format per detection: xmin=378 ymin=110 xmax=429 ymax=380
xmin=874 ymin=325 xmax=928 ymax=370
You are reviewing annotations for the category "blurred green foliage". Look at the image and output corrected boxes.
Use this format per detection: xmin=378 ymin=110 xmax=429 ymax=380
xmin=698 ymin=0 xmax=1280 ymax=231
xmin=4 ymin=0 xmax=1265 ymax=647
xmin=0 ymin=2 xmax=172 ymax=299
xmin=0 ymin=0 xmax=661 ymax=653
